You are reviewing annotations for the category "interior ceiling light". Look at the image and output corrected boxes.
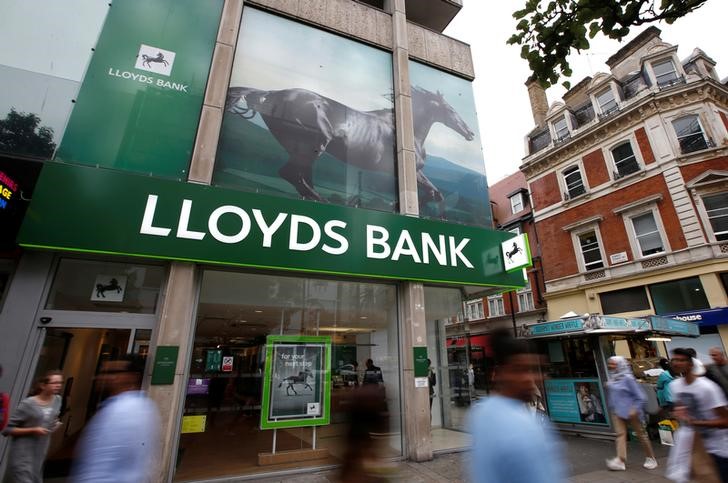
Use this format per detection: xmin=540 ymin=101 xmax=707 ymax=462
xmin=646 ymin=335 xmax=672 ymax=342
xmin=254 ymin=310 xmax=263 ymax=313
xmin=360 ymin=316 xmax=368 ymax=320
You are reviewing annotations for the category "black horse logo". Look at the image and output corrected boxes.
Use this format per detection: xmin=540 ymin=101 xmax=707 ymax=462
xmin=506 ymin=242 xmax=523 ymax=262
xmin=96 ymin=278 xmax=122 ymax=298
xmin=278 ymin=370 xmax=312 ymax=396
xmin=142 ymin=52 xmax=168 ymax=69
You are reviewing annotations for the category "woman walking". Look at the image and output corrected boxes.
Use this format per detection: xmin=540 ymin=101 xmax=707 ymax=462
xmin=605 ymin=356 xmax=658 ymax=471
xmin=657 ymin=358 xmax=675 ymax=413
xmin=2 ymin=371 xmax=63 ymax=483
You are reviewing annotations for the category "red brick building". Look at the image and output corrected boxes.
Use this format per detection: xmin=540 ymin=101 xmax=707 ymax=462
xmin=522 ymin=27 xmax=728 ymax=354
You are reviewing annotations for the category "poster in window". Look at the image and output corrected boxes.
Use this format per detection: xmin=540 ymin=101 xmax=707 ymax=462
xmin=260 ymin=335 xmax=331 ymax=429
xmin=215 ymin=8 xmax=396 ymax=212
xmin=408 ymin=61 xmax=491 ymax=228
xmin=90 ymin=275 xmax=127 ymax=302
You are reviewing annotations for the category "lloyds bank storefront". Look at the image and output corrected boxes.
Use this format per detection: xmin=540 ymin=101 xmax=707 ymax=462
xmin=0 ymin=1 xmax=527 ymax=481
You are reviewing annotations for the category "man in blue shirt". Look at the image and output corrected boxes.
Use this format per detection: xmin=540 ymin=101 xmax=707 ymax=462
xmin=72 ymin=356 xmax=160 ymax=483
xmin=469 ymin=330 xmax=566 ymax=483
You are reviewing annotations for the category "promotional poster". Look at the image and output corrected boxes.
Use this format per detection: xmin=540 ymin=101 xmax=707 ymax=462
xmin=215 ymin=8 xmax=397 ymax=212
xmin=544 ymin=378 xmax=608 ymax=425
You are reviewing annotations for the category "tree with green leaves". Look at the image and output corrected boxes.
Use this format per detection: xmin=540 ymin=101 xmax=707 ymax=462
xmin=508 ymin=0 xmax=709 ymax=88
xmin=0 ymin=108 xmax=56 ymax=158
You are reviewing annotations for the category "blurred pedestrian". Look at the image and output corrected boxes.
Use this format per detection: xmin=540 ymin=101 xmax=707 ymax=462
xmin=685 ymin=348 xmax=707 ymax=376
xmin=657 ymin=358 xmax=675 ymax=411
xmin=362 ymin=359 xmax=383 ymax=385
xmin=71 ymin=355 xmax=159 ymax=483
xmin=338 ymin=381 xmax=391 ymax=482
xmin=706 ymin=347 xmax=728 ymax=398
xmin=605 ymin=356 xmax=658 ymax=471
xmin=0 ymin=365 xmax=9 ymax=432
xmin=469 ymin=330 xmax=565 ymax=483
xmin=427 ymin=359 xmax=436 ymax=411
xmin=2 ymin=370 xmax=63 ymax=483
xmin=666 ymin=348 xmax=728 ymax=483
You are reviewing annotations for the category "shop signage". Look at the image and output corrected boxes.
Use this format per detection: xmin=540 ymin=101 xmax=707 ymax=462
xmin=521 ymin=318 xmax=584 ymax=337
xmin=647 ymin=316 xmax=700 ymax=336
xmin=0 ymin=171 xmax=17 ymax=211
xmin=55 ymin=0 xmax=223 ymax=179
xmin=663 ymin=307 xmax=728 ymax=327
xmin=90 ymin=274 xmax=127 ymax=302
xmin=413 ymin=347 xmax=429 ymax=378
xmin=544 ymin=378 xmax=609 ymax=426
xmin=19 ymin=163 xmax=528 ymax=288
xmin=151 ymin=345 xmax=179 ymax=385
xmin=260 ymin=335 xmax=331 ymax=430
xmin=501 ymin=233 xmax=531 ymax=272
xmin=181 ymin=415 xmax=207 ymax=434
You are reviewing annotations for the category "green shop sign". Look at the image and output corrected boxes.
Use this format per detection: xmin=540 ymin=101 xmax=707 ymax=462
xmin=19 ymin=163 xmax=527 ymax=288
xmin=55 ymin=0 xmax=223 ymax=179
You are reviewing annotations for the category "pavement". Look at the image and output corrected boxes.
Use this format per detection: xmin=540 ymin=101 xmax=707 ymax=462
xmin=253 ymin=434 xmax=672 ymax=483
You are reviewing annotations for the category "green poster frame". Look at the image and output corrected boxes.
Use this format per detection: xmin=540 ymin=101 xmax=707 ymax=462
xmin=260 ymin=335 xmax=332 ymax=430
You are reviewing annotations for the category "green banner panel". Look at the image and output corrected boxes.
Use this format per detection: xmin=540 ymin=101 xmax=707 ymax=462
xmin=19 ymin=163 xmax=527 ymax=288
xmin=55 ymin=0 xmax=223 ymax=179
xmin=151 ymin=345 xmax=179 ymax=385
xmin=413 ymin=347 xmax=429 ymax=378
xmin=260 ymin=335 xmax=332 ymax=430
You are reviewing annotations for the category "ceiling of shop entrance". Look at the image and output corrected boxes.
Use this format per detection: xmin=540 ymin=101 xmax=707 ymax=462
xmin=196 ymin=271 xmax=396 ymax=340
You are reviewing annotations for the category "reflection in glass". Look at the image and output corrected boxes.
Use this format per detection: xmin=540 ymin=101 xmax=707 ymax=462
xmin=175 ymin=271 xmax=400 ymax=480
xmin=216 ymin=8 xmax=396 ymax=212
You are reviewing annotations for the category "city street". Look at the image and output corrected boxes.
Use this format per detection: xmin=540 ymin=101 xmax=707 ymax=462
xmin=255 ymin=434 xmax=672 ymax=482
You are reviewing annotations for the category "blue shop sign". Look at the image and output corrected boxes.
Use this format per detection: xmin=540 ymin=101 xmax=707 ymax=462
xmin=662 ymin=307 xmax=728 ymax=327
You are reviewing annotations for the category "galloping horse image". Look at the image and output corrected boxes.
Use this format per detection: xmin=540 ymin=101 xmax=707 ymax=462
xmin=505 ymin=242 xmax=523 ymax=262
xmin=278 ymin=370 xmax=313 ymax=396
xmin=142 ymin=52 xmax=168 ymax=69
xmin=95 ymin=278 xmax=122 ymax=298
xmin=225 ymin=86 xmax=475 ymax=207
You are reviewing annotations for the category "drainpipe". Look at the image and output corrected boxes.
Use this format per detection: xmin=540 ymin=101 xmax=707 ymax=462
xmin=508 ymin=291 xmax=518 ymax=337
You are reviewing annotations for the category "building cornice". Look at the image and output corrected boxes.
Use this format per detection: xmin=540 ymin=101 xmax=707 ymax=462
xmin=520 ymin=79 xmax=728 ymax=180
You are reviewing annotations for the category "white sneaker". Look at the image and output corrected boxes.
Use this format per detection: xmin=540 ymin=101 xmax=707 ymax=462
xmin=643 ymin=457 xmax=658 ymax=470
xmin=606 ymin=457 xmax=626 ymax=471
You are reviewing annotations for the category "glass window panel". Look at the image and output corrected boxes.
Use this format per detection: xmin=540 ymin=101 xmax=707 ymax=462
xmin=510 ymin=193 xmax=523 ymax=214
xmin=517 ymin=291 xmax=534 ymax=312
xmin=0 ymin=1 xmax=110 ymax=159
xmin=649 ymin=277 xmax=710 ymax=314
xmin=632 ymin=212 xmax=664 ymax=255
xmin=44 ymin=259 xmax=164 ymax=313
xmin=596 ymin=88 xmax=617 ymax=113
xmin=553 ymin=116 xmax=569 ymax=140
xmin=177 ymin=271 xmax=401 ymax=480
xmin=653 ymin=59 xmax=678 ymax=86
xmin=578 ymin=231 xmax=604 ymax=270
xmin=672 ymin=115 xmax=708 ymax=153
xmin=600 ymin=287 xmax=650 ymax=314
xmin=563 ymin=166 xmax=585 ymax=198
xmin=703 ymin=192 xmax=728 ymax=240
xmin=611 ymin=142 xmax=639 ymax=177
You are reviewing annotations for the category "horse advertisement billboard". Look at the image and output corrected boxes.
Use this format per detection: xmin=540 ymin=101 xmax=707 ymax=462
xmin=260 ymin=335 xmax=331 ymax=430
xmin=409 ymin=61 xmax=492 ymax=228
xmin=215 ymin=8 xmax=397 ymax=213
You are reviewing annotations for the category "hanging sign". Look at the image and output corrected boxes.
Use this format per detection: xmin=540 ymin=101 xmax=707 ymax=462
xmin=501 ymin=233 xmax=531 ymax=272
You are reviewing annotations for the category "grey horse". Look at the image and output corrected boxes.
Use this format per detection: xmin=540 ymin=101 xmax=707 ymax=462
xmin=225 ymin=86 xmax=474 ymax=205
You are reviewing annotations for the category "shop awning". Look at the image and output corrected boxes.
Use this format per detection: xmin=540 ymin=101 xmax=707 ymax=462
xmin=517 ymin=315 xmax=699 ymax=339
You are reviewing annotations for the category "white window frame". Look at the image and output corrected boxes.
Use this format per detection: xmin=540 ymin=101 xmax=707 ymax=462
xmin=595 ymin=86 xmax=618 ymax=115
xmin=516 ymin=279 xmax=534 ymax=312
xmin=466 ymin=299 xmax=485 ymax=321
xmin=671 ymin=114 xmax=710 ymax=154
xmin=651 ymin=58 xmax=680 ymax=87
xmin=623 ymin=206 xmax=670 ymax=259
xmin=508 ymin=226 xmax=521 ymax=235
xmin=561 ymin=163 xmax=587 ymax=200
xmin=608 ymin=137 xmax=643 ymax=180
xmin=699 ymin=191 xmax=728 ymax=242
xmin=510 ymin=193 xmax=524 ymax=214
xmin=570 ymin=226 xmax=606 ymax=272
xmin=487 ymin=294 xmax=505 ymax=317
xmin=552 ymin=115 xmax=570 ymax=142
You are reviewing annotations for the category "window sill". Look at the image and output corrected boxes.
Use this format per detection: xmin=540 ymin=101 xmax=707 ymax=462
xmin=562 ymin=191 xmax=590 ymax=206
xmin=611 ymin=168 xmax=646 ymax=187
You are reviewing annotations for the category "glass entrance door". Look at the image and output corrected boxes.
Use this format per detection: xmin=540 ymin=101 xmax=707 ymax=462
xmin=32 ymin=327 xmax=151 ymax=479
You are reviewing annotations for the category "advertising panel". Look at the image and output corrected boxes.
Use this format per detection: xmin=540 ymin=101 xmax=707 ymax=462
xmin=544 ymin=378 xmax=609 ymax=426
xmin=260 ymin=335 xmax=331 ymax=429
xmin=55 ymin=0 xmax=223 ymax=179
xmin=0 ymin=1 xmax=109 ymax=158
xmin=216 ymin=8 xmax=397 ymax=212
xmin=408 ymin=61 xmax=491 ymax=228
xmin=19 ymin=163 xmax=528 ymax=289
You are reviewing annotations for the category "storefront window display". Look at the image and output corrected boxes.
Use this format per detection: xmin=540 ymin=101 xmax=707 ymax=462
xmin=175 ymin=270 xmax=400 ymax=481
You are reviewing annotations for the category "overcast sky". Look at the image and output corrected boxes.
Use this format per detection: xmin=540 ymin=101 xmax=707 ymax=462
xmin=445 ymin=0 xmax=728 ymax=185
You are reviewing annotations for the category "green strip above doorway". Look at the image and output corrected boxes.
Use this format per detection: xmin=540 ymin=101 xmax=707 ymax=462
xmin=19 ymin=163 xmax=527 ymax=288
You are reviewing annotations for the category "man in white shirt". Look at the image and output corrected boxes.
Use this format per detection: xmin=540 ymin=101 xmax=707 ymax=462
xmin=670 ymin=347 xmax=728 ymax=482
